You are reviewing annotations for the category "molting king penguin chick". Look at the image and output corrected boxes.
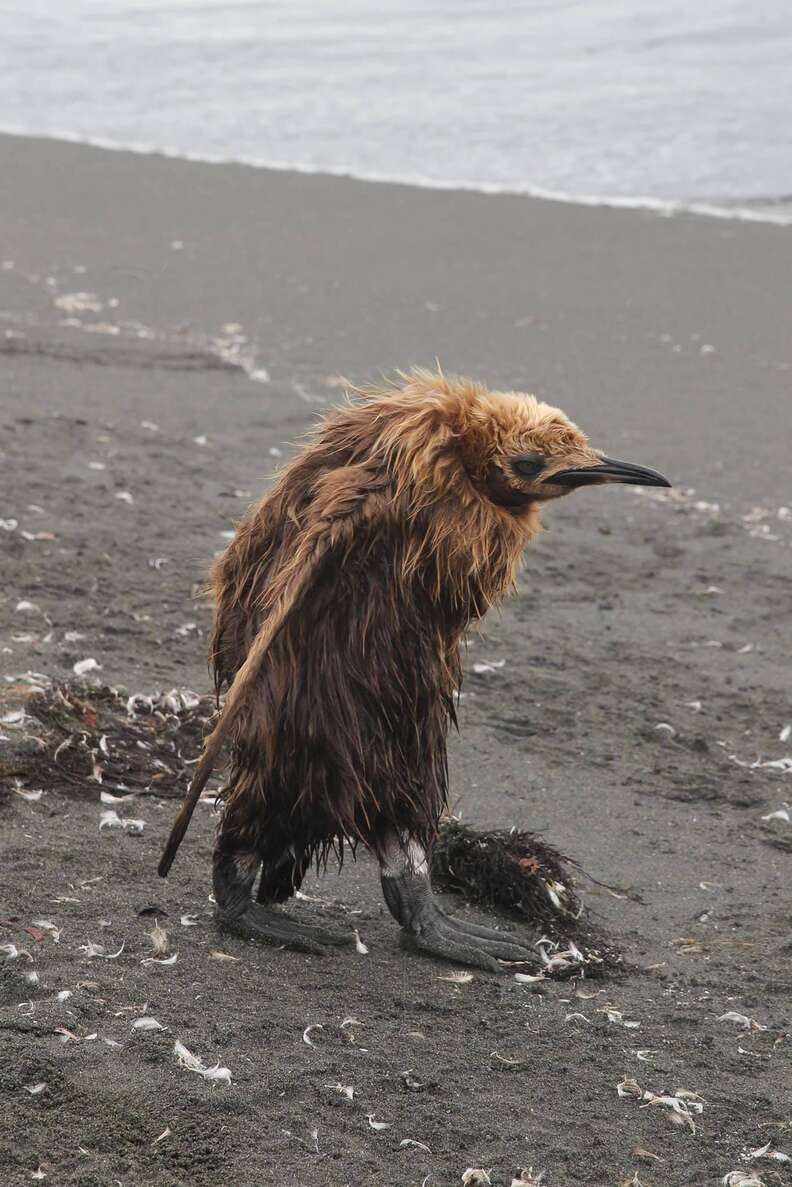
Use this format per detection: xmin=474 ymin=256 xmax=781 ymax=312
xmin=158 ymin=369 xmax=670 ymax=972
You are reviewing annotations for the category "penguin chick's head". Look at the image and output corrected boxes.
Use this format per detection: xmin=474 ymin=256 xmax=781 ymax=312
xmin=370 ymin=370 xmax=671 ymax=513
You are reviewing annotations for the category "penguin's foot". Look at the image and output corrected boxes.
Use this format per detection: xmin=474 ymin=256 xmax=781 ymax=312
xmin=217 ymin=903 xmax=355 ymax=955
xmin=399 ymin=898 xmax=539 ymax=973
xmin=380 ymin=838 xmax=537 ymax=973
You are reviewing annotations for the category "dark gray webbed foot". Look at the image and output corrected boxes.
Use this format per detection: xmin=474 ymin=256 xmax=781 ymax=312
xmin=380 ymin=837 xmax=538 ymax=973
xmin=212 ymin=845 xmax=354 ymax=955
xmin=218 ymin=903 xmax=354 ymax=955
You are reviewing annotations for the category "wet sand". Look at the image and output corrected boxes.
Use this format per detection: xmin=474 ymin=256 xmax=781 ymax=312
xmin=1 ymin=132 xmax=791 ymax=1187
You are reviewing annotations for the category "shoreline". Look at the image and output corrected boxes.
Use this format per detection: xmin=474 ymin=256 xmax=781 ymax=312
xmin=2 ymin=124 xmax=792 ymax=228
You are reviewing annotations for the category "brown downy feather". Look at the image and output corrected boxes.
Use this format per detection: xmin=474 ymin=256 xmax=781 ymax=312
xmin=158 ymin=370 xmax=583 ymax=879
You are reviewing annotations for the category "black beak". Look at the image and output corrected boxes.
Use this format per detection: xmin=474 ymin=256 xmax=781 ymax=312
xmin=548 ymin=456 xmax=671 ymax=490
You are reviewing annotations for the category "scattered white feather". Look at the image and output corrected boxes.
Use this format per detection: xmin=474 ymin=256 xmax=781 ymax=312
xmin=1 ymin=943 xmax=32 ymax=960
xmin=472 ymin=660 xmax=506 ymax=674
xmin=722 ymin=1174 xmax=766 ymax=1187
xmin=14 ymin=787 xmax=43 ymax=802
xmin=142 ymin=953 xmax=178 ymax=966
xmin=209 ymin=950 xmax=240 ymax=962
xmin=743 ymin=1142 xmax=789 ymax=1163
xmin=761 ymin=805 xmax=791 ymax=823
xmin=400 ymin=1138 xmax=431 ymax=1152
xmin=133 ymin=1017 xmax=166 ymax=1031
xmin=56 ymin=990 xmax=72 ymax=1003
xmin=602 ymin=1008 xmax=641 ymax=1029
xmin=73 ymin=657 xmax=101 ymax=676
xmin=439 ymin=971 xmax=474 ymax=984
xmin=180 ymin=914 xmax=199 ymax=927
xmin=152 ymin=1127 xmax=171 ymax=1144
xmin=366 ymin=1114 xmax=391 ymax=1131
xmin=147 ymin=922 xmax=169 ymax=955
xmin=30 ymin=1167 xmax=47 ymax=1181
xmin=302 ymin=1024 xmax=323 ymax=1048
xmin=79 ymin=941 xmax=125 ymax=959
xmin=717 ymin=1011 xmax=767 ymax=1031
xmin=24 ymin=1083 xmax=47 ymax=1095
xmin=174 ymin=1039 xmax=231 ymax=1084
xmin=24 ymin=971 xmax=40 ymax=986
xmin=115 ymin=491 xmax=134 ymax=505
xmin=32 ymin=920 xmax=61 ymax=940
xmin=16 ymin=600 xmax=39 ymax=613
xmin=100 ymin=790 xmax=136 ymax=804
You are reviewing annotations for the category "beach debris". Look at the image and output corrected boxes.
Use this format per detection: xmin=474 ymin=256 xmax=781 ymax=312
xmin=717 ymin=1011 xmax=767 ymax=1031
xmin=761 ymin=805 xmax=791 ymax=823
xmin=722 ymin=1174 xmax=766 ymax=1187
xmin=461 ymin=1171 xmax=492 ymax=1186
xmin=14 ymin=787 xmax=43 ymax=802
xmin=173 ymin=1039 xmax=231 ymax=1084
xmin=366 ymin=1114 xmax=391 ymax=1131
xmin=439 ymin=971 xmax=474 ymax=984
xmin=324 ymin=1081 xmax=354 ymax=1101
xmin=133 ymin=1017 xmax=166 ymax=1031
xmin=100 ymin=790 xmax=135 ymax=804
xmin=147 ymin=921 xmax=169 ymax=955
xmin=73 ymin=658 xmax=101 ymax=677
xmin=24 ymin=1082 xmax=47 ymax=1095
xmin=54 ymin=292 xmax=102 ymax=313
xmin=639 ymin=1089 xmax=703 ymax=1134
xmin=601 ymin=1007 xmax=640 ymax=1029
xmin=742 ymin=1142 xmax=789 ymax=1164
xmin=632 ymin=1147 xmax=662 ymax=1163
xmin=472 ymin=659 xmax=506 ymax=674
xmin=401 ymin=1138 xmax=432 ymax=1153
xmin=353 ymin=928 xmax=369 ymax=954
xmin=619 ymin=1078 xmax=704 ymax=1134
xmin=302 ymin=1024 xmax=323 ymax=1048
xmin=1 ymin=943 xmax=33 ymax=961
xmin=79 ymin=940 xmax=125 ymax=960
xmin=514 ymin=972 xmax=545 ymax=986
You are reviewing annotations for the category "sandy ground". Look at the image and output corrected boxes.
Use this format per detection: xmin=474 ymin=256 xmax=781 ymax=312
xmin=1 ymin=133 xmax=791 ymax=1187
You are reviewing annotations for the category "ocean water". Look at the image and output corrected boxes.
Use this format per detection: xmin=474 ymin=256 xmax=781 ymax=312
xmin=2 ymin=0 xmax=792 ymax=222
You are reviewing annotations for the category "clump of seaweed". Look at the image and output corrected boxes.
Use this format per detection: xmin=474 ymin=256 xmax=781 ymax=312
xmin=431 ymin=819 xmax=621 ymax=972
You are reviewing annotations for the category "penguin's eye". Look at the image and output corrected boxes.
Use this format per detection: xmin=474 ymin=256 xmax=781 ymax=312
xmin=511 ymin=451 xmax=545 ymax=479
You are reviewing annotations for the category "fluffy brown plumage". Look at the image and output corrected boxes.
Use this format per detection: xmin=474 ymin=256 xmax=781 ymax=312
xmin=158 ymin=370 xmax=668 ymax=921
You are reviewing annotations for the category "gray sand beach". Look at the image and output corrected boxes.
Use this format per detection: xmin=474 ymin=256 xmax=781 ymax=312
xmin=1 ymin=133 xmax=791 ymax=1186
